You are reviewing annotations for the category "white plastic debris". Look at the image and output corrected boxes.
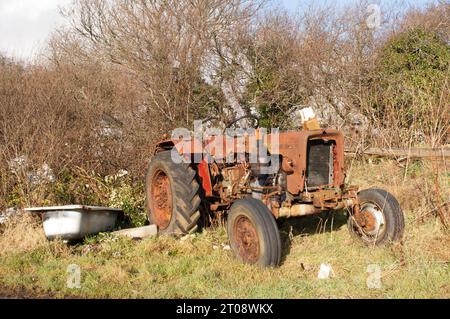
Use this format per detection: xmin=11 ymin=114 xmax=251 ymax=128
xmin=221 ymin=244 xmax=231 ymax=251
xmin=0 ymin=208 xmax=18 ymax=225
xmin=8 ymin=157 xmax=55 ymax=186
xmin=27 ymin=164 xmax=56 ymax=187
xmin=112 ymin=252 xmax=122 ymax=258
xmin=298 ymin=107 xmax=317 ymax=123
xmin=9 ymin=155 xmax=29 ymax=174
xmin=116 ymin=169 xmax=129 ymax=178
xmin=180 ymin=234 xmax=196 ymax=242
xmin=318 ymin=263 xmax=335 ymax=280
xmin=38 ymin=164 xmax=56 ymax=182
xmin=105 ymin=170 xmax=129 ymax=183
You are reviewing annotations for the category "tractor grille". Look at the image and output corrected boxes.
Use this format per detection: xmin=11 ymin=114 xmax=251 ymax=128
xmin=306 ymin=140 xmax=334 ymax=188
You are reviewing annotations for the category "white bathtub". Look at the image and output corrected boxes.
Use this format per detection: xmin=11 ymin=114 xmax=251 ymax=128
xmin=25 ymin=205 xmax=123 ymax=241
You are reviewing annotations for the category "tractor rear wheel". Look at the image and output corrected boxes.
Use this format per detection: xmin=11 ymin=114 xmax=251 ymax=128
xmin=145 ymin=151 xmax=201 ymax=236
xmin=348 ymin=189 xmax=405 ymax=246
xmin=227 ymin=198 xmax=282 ymax=268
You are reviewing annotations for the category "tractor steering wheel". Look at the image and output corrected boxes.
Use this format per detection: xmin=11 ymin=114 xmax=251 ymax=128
xmin=225 ymin=115 xmax=260 ymax=130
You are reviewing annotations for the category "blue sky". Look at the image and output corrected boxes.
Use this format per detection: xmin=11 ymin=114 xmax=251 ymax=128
xmin=0 ymin=0 xmax=439 ymax=61
xmin=279 ymin=0 xmax=435 ymax=12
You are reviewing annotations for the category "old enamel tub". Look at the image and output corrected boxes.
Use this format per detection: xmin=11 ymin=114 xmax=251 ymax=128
xmin=25 ymin=205 xmax=123 ymax=241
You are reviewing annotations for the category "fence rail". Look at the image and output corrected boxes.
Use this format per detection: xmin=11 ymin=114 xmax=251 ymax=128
xmin=345 ymin=147 xmax=450 ymax=159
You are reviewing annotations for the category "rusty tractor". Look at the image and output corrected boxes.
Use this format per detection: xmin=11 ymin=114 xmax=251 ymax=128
xmin=145 ymin=113 xmax=405 ymax=267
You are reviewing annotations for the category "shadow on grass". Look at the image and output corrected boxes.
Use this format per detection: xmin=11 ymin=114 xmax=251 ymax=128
xmin=277 ymin=211 xmax=348 ymax=265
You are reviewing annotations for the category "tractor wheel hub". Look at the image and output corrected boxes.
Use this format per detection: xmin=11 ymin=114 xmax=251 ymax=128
xmin=150 ymin=170 xmax=173 ymax=230
xmin=356 ymin=203 xmax=385 ymax=236
xmin=233 ymin=216 xmax=260 ymax=264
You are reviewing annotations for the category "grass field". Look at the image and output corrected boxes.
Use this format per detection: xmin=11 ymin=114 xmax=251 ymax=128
xmin=0 ymin=159 xmax=448 ymax=299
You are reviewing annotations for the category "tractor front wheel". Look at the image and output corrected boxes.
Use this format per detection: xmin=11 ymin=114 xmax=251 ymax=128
xmin=227 ymin=198 xmax=282 ymax=268
xmin=348 ymin=189 xmax=405 ymax=246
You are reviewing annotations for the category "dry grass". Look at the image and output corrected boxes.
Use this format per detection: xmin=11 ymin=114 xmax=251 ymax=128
xmin=0 ymin=160 xmax=448 ymax=299
xmin=0 ymin=214 xmax=48 ymax=256
xmin=346 ymin=156 xmax=449 ymax=225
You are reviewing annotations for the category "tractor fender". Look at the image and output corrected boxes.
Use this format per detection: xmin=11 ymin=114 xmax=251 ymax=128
xmin=154 ymin=138 xmax=204 ymax=156
xmin=154 ymin=138 xmax=214 ymax=197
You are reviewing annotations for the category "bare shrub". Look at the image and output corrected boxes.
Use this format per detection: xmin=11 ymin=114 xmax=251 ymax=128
xmin=1 ymin=1 xmax=448 ymax=213
xmin=400 ymin=1 xmax=450 ymax=41
xmin=241 ymin=1 xmax=382 ymax=142
xmin=53 ymin=0 xmax=264 ymax=126
xmin=0 ymin=57 xmax=154 ymax=210
xmin=241 ymin=1 xmax=449 ymax=148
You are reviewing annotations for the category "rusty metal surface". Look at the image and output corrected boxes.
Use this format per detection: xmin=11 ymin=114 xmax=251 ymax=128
xmin=156 ymin=129 xmax=345 ymax=193
xmin=274 ymin=129 xmax=345 ymax=195
xmin=149 ymin=169 xmax=173 ymax=230
xmin=356 ymin=210 xmax=377 ymax=232
xmin=351 ymin=202 xmax=387 ymax=238
xmin=278 ymin=204 xmax=321 ymax=218
xmin=198 ymin=160 xmax=213 ymax=197
xmin=154 ymin=128 xmax=350 ymax=218
xmin=233 ymin=216 xmax=260 ymax=264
